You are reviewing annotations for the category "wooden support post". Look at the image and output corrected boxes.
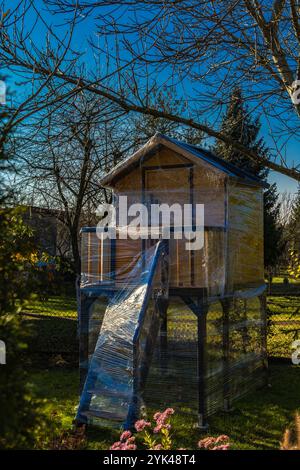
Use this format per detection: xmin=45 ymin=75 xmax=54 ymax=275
xmin=189 ymin=166 xmax=195 ymax=287
xmin=182 ymin=294 xmax=208 ymax=429
xmin=221 ymin=298 xmax=232 ymax=412
xmin=259 ymin=294 xmax=269 ymax=386
xmin=110 ymin=237 xmax=116 ymax=284
xmin=159 ymin=239 xmax=169 ymax=369
xmin=79 ymin=292 xmax=91 ymax=394
xmin=158 ymin=298 xmax=169 ymax=371
xmin=197 ymin=298 xmax=208 ymax=430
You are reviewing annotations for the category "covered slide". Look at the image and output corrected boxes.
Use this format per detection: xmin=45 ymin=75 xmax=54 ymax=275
xmin=76 ymin=241 xmax=168 ymax=429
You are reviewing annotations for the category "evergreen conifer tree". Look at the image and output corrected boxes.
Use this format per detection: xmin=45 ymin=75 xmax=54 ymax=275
xmin=215 ymin=88 xmax=284 ymax=273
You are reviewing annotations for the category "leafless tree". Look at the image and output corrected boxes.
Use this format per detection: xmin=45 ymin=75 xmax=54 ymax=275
xmin=15 ymin=89 xmax=130 ymax=273
xmin=1 ymin=1 xmax=300 ymax=180
xmin=0 ymin=1 xmax=82 ymax=148
xmin=279 ymin=190 xmax=296 ymax=226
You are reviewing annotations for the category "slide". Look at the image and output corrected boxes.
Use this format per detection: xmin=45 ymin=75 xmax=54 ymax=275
xmin=76 ymin=241 xmax=167 ymax=429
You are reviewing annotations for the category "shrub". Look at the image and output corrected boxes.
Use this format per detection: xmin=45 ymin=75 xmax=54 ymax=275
xmin=110 ymin=408 xmax=230 ymax=451
xmin=0 ymin=208 xmax=42 ymax=448
xmin=281 ymin=414 xmax=300 ymax=450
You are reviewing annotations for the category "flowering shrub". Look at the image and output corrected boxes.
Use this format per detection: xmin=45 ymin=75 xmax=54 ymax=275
xmin=136 ymin=408 xmax=174 ymax=450
xmin=198 ymin=435 xmax=230 ymax=451
xmin=110 ymin=430 xmax=137 ymax=450
xmin=281 ymin=414 xmax=300 ymax=450
xmin=110 ymin=408 xmax=230 ymax=451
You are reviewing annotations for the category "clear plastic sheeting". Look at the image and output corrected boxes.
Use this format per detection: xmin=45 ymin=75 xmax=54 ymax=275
xmin=142 ymin=297 xmax=199 ymax=419
xmin=77 ymin=135 xmax=267 ymax=428
xmin=81 ymin=226 xmax=226 ymax=298
xmin=80 ymin=188 xmax=263 ymax=297
xmin=77 ymin=241 xmax=169 ymax=427
xmin=77 ymin=265 xmax=266 ymax=428
xmin=205 ymin=294 xmax=266 ymax=416
xmin=140 ymin=293 xmax=266 ymax=422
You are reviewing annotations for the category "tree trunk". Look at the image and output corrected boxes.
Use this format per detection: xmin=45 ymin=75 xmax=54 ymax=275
xmin=71 ymin=228 xmax=81 ymax=276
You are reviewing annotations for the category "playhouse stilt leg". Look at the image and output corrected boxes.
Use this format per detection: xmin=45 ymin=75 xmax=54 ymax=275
xmin=259 ymin=294 xmax=269 ymax=386
xmin=180 ymin=294 xmax=208 ymax=429
xmin=158 ymin=298 xmax=168 ymax=371
xmin=159 ymin=240 xmax=169 ymax=370
xmin=221 ymin=298 xmax=232 ymax=412
xmin=197 ymin=299 xmax=208 ymax=430
xmin=79 ymin=293 xmax=90 ymax=394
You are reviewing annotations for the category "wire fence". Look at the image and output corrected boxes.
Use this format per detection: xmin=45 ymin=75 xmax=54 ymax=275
xmin=267 ymin=280 xmax=300 ymax=361
xmin=20 ymin=281 xmax=300 ymax=365
xmin=21 ymin=293 xmax=78 ymax=366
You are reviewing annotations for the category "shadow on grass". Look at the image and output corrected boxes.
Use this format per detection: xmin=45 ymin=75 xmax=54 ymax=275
xmin=23 ymin=295 xmax=77 ymax=318
xmin=206 ymin=365 xmax=300 ymax=449
xmin=28 ymin=364 xmax=300 ymax=450
xmin=24 ymin=316 xmax=78 ymax=367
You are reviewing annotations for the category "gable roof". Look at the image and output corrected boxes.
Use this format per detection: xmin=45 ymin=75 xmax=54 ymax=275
xmin=100 ymin=133 xmax=266 ymax=188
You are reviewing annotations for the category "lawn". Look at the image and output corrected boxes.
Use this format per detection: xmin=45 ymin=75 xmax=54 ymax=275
xmin=267 ymin=296 xmax=300 ymax=358
xmin=22 ymin=292 xmax=300 ymax=449
xmin=23 ymin=295 xmax=77 ymax=319
xmin=23 ymin=293 xmax=300 ymax=360
xmin=28 ymin=364 xmax=300 ymax=450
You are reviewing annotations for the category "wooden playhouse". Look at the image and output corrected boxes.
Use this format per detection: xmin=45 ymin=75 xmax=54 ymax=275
xmin=77 ymin=133 xmax=267 ymax=428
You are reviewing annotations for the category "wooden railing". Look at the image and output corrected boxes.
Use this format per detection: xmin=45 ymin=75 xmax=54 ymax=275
xmin=80 ymin=227 xmax=225 ymax=289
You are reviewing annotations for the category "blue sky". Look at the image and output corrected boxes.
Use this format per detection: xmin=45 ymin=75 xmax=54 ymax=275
xmin=269 ymin=171 xmax=298 ymax=196
xmin=6 ymin=1 xmax=299 ymax=197
xmin=263 ymin=128 xmax=299 ymax=195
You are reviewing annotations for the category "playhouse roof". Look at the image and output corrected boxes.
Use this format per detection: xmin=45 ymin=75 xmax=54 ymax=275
xmin=100 ymin=133 xmax=266 ymax=188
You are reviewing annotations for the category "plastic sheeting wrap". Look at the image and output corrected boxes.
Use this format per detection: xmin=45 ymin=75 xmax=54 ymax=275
xmin=141 ymin=291 xmax=266 ymax=421
xmin=77 ymin=241 xmax=169 ymax=427
xmin=77 ymin=233 xmax=266 ymax=428
xmin=205 ymin=292 xmax=266 ymax=416
xmin=81 ymin=188 xmax=228 ymax=300
xmin=77 ymin=138 xmax=267 ymax=428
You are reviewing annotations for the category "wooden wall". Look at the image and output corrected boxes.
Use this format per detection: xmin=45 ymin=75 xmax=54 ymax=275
xmin=113 ymin=146 xmax=227 ymax=290
xmin=81 ymin=147 xmax=263 ymax=293
xmin=227 ymin=182 xmax=264 ymax=289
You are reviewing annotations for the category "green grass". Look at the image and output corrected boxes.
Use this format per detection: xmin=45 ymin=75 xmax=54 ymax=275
xmin=27 ymin=368 xmax=120 ymax=449
xmin=267 ymin=296 xmax=300 ymax=358
xmin=22 ymin=293 xmax=300 ymax=360
xmin=21 ymin=295 xmax=78 ymax=365
xmin=27 ymin=364 xmax=300 ymax=450
xmin=23 ymin=295 xmax=77 ymax=318
xmin=21 ymin=291 xmax=300 ymax=449
xmin=269 ymin=276 xmax=300 ymax=285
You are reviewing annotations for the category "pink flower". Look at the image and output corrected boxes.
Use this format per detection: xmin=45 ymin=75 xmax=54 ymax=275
xmin=198 ymin=435 xmax=230 ymax=451
xmin=215 ymin=435 xmax=229 ymax=443
xmin=153 ymin=412 xmax=162 ymax=422
xmin=198 ymin=437 xmax=216 ymax=449
xmin=164 ymin=408 xmax=175 ymax=416
xmin=153 ymin=408 xmax=173 ymax=433
xmin=153 ymin=444 xmax=162 ymax=450
xmin=110 ymin=441 xmax=122 ymax=450
xmin=154 ymin=411 xmax=168 ymax=425
xmin=153 ymin=408 xmax=174 ymax=423
xmin=123 ymin=443 xmax=137 ymax=450
xmin=134 ymin=419 xmax=151 ymax=432
xmin=120 ymin=430 xmax=132 ymax=441
xmin=111 ymin=440 xmax=137 ymax=451
xmin=212 ymin=444 xmax=230 ymax=451
xmin=154 ymin=422 xmax=171 ymax=433
xmin=153 ymin=423 xmax=163 ymax=433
